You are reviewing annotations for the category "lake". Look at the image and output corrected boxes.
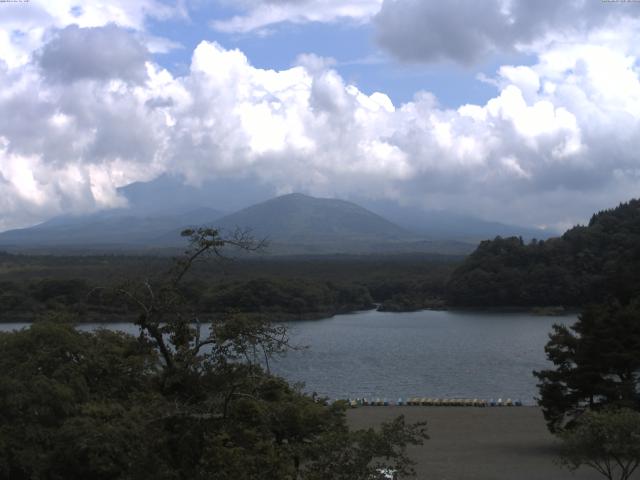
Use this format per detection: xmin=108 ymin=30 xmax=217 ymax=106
xmin=0 ymin=309 xmax=575 ymax=405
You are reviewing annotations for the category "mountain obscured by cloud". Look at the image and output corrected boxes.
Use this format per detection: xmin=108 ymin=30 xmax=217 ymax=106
xmin=0 ymin=207 xmax=224 ymax=250
xmin=359 ymin=199 xmax=555 ymax=242
xmin=0 ymin=190 xmax=481 ymax=255
xmin=0 ymin=1 xmax=638 ymax=235
xmin=118 ymin=174 xmax=276 ymax=216
xmin=214 ymin=192 xmax=411 ymax=242
xmin=0 ymin=175 xmax=554 ymax=254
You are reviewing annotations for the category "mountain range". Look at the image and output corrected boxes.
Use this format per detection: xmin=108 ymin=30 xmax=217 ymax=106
xmin=0 ymin=176 xmax=554 ymax=255
xmin=0 ymin=207 xmax=224 ymax=250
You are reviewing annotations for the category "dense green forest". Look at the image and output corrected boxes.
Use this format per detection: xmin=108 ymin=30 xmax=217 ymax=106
xmin=0 ymin=229 xmax=428 ymax=479
xmin=0 ymin=252 xmax=459 ymax=321
xmin=447 ymin=199 xmax=640 ymax=307
xmin=1 ymin=198 xmax=638 ymax=319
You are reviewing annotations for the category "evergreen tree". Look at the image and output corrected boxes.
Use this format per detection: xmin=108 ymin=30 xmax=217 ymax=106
xmin=447 ymin=198 xmax=640 ymax=307
xmin=534 ymin=299 xmax=640 ymax=432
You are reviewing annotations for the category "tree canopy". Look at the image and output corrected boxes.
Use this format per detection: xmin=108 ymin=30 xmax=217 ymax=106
xmin=447 ymin=199 xmax=640 ymax=307
xmin=558 ymin=408 xmax=640 ymax=480
xmin=534 ymin=299 xmax=640 ymax=432
xmin=0 ymin=227 xmax=428 ymax=479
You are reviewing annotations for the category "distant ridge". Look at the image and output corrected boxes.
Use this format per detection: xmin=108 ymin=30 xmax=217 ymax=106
xmin=152 ymin=193 xmax=475 ymax=255
xmin=214 ymin=193 xmax=412 ymax=243
xmin=0 ymin=207 xmax=224 ymax=249
xmin=360 ymin=200 xmax=555 ymax=242
xmin=0 ymin=187 xmax=549 ymax=256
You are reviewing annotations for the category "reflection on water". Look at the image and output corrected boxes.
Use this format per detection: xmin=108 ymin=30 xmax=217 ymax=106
xmin=0 ymin=309 xmax=574 ymax=404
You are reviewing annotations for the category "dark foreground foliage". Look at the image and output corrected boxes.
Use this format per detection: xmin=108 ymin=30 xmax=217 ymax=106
xmin=534 ymin=299 xmax=640 ymax=432
xmin=0 ymin=229 xmax=428 ymax=479
xmin=447 ymin=199 xmax=640 ymax=307
xmin=558 ymin=408 xmax=640 ymax=480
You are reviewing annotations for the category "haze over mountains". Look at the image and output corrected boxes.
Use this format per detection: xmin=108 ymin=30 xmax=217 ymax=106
xmin=0 ymin=176 xmax=554 ymax=255
xmin=0 ymin=207 xmax=224 ymax=250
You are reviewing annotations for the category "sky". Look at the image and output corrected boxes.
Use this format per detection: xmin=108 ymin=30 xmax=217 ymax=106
xmin=0 ymin=0 xmax=640 ymax=232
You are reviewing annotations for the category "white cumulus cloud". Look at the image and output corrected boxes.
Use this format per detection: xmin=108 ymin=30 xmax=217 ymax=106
xmin=0 ymin=7 xmax=640 ymax=232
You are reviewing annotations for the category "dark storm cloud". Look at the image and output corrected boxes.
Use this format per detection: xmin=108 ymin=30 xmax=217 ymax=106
xmin=37 ymin=24 xmax=150 ymax=83
xmin=374 ymin=0 xmax=638 ymax=64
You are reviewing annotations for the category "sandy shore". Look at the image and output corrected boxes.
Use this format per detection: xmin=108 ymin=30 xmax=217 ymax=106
xmin=347 ymin=406 xmax=612 ymax=480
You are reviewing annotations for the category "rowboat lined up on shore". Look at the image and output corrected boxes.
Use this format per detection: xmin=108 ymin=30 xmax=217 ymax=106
xmin=346 ymin=397 xmax=523 ymax=408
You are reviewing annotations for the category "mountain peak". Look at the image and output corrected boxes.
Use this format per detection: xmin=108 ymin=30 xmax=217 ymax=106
xmin=279 ymin=192 xmax=310 ymax=198
xmin=214 ymin=193 xmax=411 ymax=244
xmin=268 ymin=192 xmax=314 ymax=203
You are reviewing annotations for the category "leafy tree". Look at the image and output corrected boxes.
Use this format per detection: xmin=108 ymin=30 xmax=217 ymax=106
xmin=0 ymin=321 xmax=162 ymax=480
xmin=301 ymin=415 xmax=427 ymax=480
xmin=0 ymin=227 xmax=428 ymax=479
xmin=558 ymin=408 xmax=640 ymax=480
xmin=534 ymin=299 xmax=640 ymax=432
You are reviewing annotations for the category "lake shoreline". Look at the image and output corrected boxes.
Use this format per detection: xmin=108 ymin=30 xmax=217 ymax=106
xmin=0 ymin=304 xmax=579 ymax=324
xmin=2 ymin=310 xmax=572 ymax=403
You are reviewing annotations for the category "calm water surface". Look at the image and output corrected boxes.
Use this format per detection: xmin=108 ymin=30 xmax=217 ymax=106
xmin=273 ymin=310 xmax=574 ymax=404
xmin=0 ymin=310 xmax=575 ymax=404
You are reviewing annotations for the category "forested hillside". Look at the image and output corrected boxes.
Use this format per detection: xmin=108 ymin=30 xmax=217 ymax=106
xmin=0 ymin=253 xmax=458 ymax=321
xmin=447 ymin=199 xmax=640 ymax=307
